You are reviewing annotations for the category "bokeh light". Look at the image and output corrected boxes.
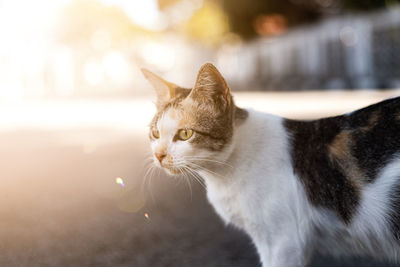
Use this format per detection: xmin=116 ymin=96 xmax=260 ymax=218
xmin=115 ymin=177 xmax=125 ymax=187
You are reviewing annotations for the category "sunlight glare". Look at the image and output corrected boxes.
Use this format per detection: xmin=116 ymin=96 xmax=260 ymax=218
xmin=52 ymin=46 xmax=75 ymax=96
xmin=103 ymin=51 xmax=131 ymax=85
xmin=91 ymin=29 xmax=112 ymax=51
xmin=98 ymin=0 xmax=165 ymax=30
xmin=140 ymin=42 xmax=176 ymax=71
xmin=84 ymin=60 xmax=105 ymax=86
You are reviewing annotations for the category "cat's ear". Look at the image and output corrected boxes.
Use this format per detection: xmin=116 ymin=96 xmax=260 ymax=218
xmin=141 ymin=68 xmax=177 ymax=106
xmin=189 ymin=63 xmax=231 ymax=109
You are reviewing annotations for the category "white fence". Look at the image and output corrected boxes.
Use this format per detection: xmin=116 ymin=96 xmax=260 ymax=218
xmin=218 ymin=6 xmax=400 ymax=91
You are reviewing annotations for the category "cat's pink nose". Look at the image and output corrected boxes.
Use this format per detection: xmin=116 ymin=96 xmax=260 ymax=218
xmin=155 ymin=152 xmax=166 ymax=163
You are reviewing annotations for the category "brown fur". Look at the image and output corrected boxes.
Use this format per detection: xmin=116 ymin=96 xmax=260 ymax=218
xmin=190 ymin=63 xmax=231 ymax=112
xmin=328 ymin=130 xmax=365 ymax=188
xmin=361 ymin=111 xmax=380 ymax=132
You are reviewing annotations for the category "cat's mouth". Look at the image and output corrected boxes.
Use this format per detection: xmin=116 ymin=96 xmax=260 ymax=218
xmin=161 ymin=165 xmax=181 ymax=175
xmin=162 ymin=161 xmax=200 ymax=176
xmin=156 ymin=160 xmax=182 ymax=175
xmin=163 ymin=166 xmax=182 ymax=175
xmin=154 ymin=156 xmax=199 ymax=176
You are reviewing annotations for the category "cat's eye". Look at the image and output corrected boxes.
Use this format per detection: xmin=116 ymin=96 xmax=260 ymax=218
xmin=152 ymin=129 xmax=160 ymax=139
xmin=178 ymin=129 xmax=193 ymax=141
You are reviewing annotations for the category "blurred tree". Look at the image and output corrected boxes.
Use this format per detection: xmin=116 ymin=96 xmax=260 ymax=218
xmin=218 ymin=0 xmax=322 ymax=39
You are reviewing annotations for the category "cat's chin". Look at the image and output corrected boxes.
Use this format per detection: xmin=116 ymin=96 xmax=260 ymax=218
xmin=162 ymin=166 xmax=181 ymax=176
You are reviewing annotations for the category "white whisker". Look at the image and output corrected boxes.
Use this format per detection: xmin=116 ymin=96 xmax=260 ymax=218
xmin=187 ymin=162 xmax=227 ymax=179
xmin=183 ymin=166 xmax=206 ymax=190
xmin=179 ymin=167 xmax=193 ymax=201
xmin=182 ymin=156 xmax=233 ymax=168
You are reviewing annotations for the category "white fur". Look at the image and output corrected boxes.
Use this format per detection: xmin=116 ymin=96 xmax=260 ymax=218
xmin=311 ymin=156 xmax=400 ymax=261
xmin=152 ymin=108 xmax=400 ymax=266
xmin=202 ymin=110 xmax=314 ymax=267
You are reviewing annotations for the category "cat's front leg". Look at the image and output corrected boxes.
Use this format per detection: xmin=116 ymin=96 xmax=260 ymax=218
xmin=253 ymin=233 xmax=311 ymax=267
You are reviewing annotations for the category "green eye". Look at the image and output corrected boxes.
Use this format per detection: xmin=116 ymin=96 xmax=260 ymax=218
xmin=152 ymin=129 xmax=160 ymax=139
xmin=178 ymin=129 xmax=193 ymax=141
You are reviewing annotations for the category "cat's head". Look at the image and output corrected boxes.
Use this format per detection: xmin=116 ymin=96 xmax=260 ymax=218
xmin=142 ymin=63 xmax=247 ymax=176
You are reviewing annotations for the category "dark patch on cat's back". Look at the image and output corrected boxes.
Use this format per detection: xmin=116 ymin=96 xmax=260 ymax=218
xmin=347 ymin=97 xmax=400 ymax=182
xmin=344 ymin=96 xmax=400 ymax=240
xmin=284 ymin=117 xmax=360 ymax=223
xmin=328 ymin=130 xmax=365 ymax=187
xmin=284 ymin=96 xmax=400 ymax=224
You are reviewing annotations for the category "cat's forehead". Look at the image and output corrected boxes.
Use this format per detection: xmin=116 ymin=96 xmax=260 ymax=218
xmin=154 ymin=102 xmax=197 ymax=130
xmin=156 ymin=109 xmax=180 ymax=136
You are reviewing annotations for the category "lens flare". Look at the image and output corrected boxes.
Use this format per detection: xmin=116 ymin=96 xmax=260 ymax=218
xmin=144 ymin=213 xmax=149 ymax=220
xmin=115 ymin=177 xmax=125 ymax=187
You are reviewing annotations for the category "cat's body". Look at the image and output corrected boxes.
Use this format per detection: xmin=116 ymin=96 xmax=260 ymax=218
xmin=205 ymin=105 xmax=400 ymax=266
xmin=143 ymin=63 xmax=400 ymax=267
xmin=203 ymin=111 xmax=312 ymax=266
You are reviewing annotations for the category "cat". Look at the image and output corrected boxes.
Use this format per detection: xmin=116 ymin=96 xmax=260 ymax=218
xmin=142 ymin=63 xmax=400 ymax=267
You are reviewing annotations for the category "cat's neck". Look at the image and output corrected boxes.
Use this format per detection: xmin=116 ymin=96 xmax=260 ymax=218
xmin=199 ymin=109 xmax=290 ymax=185
xmin=199 ymin=109 xmax=297 ymax=229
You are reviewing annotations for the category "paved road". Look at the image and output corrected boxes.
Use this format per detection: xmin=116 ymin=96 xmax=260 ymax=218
xmin=1 ymin=91 xmax=399 ymax=266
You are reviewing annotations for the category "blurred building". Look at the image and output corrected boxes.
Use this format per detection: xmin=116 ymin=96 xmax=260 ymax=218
xmin=219 ymin=6 xmax=400 ymax=91
xmin=0 ymin=0 xmax=399 ymax=102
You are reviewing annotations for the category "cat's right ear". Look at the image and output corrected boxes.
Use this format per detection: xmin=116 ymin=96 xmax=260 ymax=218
xmin=189 ymin=63 xmax=231 ymax=111
xmin=141 ymin=68 xmax=177 ymax=107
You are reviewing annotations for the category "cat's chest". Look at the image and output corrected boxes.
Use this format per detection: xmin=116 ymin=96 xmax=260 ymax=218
xmin=206 ymin=179 xmax=253 ymax=229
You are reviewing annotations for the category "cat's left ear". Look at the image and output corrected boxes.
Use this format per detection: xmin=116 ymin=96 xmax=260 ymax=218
xmin=141 ymin=68 xmax=177 ymax=107
xmin=189 ymin=63 xmax=231 ymax=109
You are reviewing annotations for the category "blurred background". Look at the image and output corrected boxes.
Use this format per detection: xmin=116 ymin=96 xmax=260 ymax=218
xmin=0 ymin=0 xmax=400 ymax=266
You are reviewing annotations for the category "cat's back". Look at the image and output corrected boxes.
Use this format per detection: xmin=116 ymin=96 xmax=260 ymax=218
xmin=284 ymin=96 xmax=400 ymax=258
xmin=343 ymin=96 xmax=400 ymax=180
xmin=284 ymin=96 xmax=400 ymax=185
